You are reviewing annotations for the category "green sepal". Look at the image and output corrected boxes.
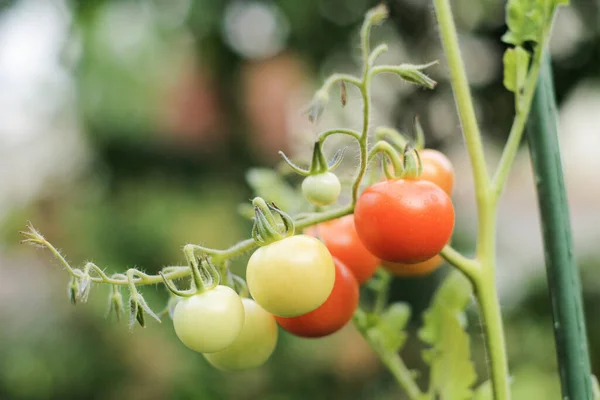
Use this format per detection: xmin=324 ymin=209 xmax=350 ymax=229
xmin=128 ymin=293 xmax=161 ymax=330
xmin=106 ymin=285 xmax=124 ymax=321
xmin=68 ymin=277 xmax=78 ymax=305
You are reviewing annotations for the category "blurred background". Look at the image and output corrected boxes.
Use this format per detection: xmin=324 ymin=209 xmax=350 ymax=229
xmin=0 ymin=0 xmax=599 ymax=399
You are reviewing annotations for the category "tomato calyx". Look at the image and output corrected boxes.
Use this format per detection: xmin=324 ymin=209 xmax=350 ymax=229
xmin=251 ymin=197 xmax=295 ymax=246
xmin=160 ymin=253 xmax=221 ymax=298
xmin=129 ymin=292 xmax=161 ymax=328
xmin=278 ymin=140 xmax=345 ymax=177
xmin=401 ymin=144 xmax=423 ymax=180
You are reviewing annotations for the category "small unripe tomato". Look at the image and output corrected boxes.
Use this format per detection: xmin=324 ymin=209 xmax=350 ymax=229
xmin=419 ymin=149 xmax=455 ymax=195
xmin=247 ymin=235 xmax=335 ymax=317
xmin=275 ymin=258 xmax=359 ymax=338
xmin=302 ymin=172 xmax=341 ymax=206
xmin=382 ymin=254 xmax=444 ymax=277
xmin=173 ymin=285 xmax=244 ymax=353
xmin=354 ymin=179 xmax=454 ymax=263
xmin=204 ymin=298 xmax=278 ymax=371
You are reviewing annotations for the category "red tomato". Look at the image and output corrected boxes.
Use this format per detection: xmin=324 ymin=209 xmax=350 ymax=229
xmin=306 ymin=215 xmax=380 ymax=284
xmin=354 ymin=179 xmax=454 ymax=263
xmin=419 ymin=149 xmax=455 ymax=195
xmin=382 ymin=254 xmax=444 ymax=277
xmin=275 ymin=258 xmax=359 ymax=338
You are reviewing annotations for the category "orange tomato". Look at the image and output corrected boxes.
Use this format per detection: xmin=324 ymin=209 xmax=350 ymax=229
xmin=306 ymin=215 xmax=380 ymax=284
xmin=382 ymin=254 xmax=444 ymax=277
xmin=419 ymin=149 xmax=454 ymax=195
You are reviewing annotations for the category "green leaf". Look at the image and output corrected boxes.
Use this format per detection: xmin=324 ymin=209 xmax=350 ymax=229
xmin=245 ymin=168 xmax=302 ymax=214
xmin=430 ymin=270 xmax=472 ymax=313
xmin=473 ymin=380 xmax=493 ymax=400
xmin=367 ymin=303 xmax=411 ymax=354
xmin=592 ymin=375 xmax=600 ymax=400
xmin=501 ymin=0 xmax=548 ymax=45
xmin=418 ymin=272 xmax=476 ymax=400
xmin=503 ymin=46 xmax=531 ymax=93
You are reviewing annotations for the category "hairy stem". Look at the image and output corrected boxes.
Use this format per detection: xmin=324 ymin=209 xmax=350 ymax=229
xmin=432 ymin=0 xmax=509 ymax=398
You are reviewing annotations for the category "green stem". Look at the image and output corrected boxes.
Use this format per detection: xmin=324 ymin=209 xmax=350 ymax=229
xmin=368 ymin=141 xmax=403 ymax=177
xmin=378 ymin=351 xmax=424 ymax=400
xmin=439 ymin=245 xmax=479 ymax=281
xmin=318 ymin=128 xmax=361 ymax=142
xmin=321 ymin=73 xmax=362 ymax=92
xmin=432 ymin=1 xmax=510 ymax=398
xmin=474 ymin=272 xmax=511 ymax=400
xmin=354 ymin=306 xmax=425 ymax=400
xmin=432 ymin=0 xmax=490 ymax=197
xmin=491 ymin=35 xmax=548 ymax=199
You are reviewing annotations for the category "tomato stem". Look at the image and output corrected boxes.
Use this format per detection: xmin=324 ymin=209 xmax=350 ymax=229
xmin=354 ymin=306 xmax=425 ymax=400
xmin=491 ymin=24 xmax=552 ymax=199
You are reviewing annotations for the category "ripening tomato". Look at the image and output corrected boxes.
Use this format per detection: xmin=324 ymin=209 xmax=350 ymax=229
xmin=382 ymin=254 xmax=444 ymax=277
xmin=354 ymin=179 xmax=454 ymax=263
xmin=419 ymin=149 xmax=455 ymax=195
xmin=173 ymin=285 xmax=245 ymax=353
xmin=306 ymin=215 xmax=379 ymax=284
xmin=204 ymin=298 xmax=278 ymax=371
xmin=302 ymin=172 xmax=342 ymax=206
xmin=275 ymin=258 xmax=359 ymax=338
xmin=246 ymin=235 xmax=335 ymax=317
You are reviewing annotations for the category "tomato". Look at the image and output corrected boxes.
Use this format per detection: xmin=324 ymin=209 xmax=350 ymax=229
xmin=302 ymin=172 xmax=341 ymax=206
xmin=307 ymin=215 xmax=379 ymax=284
xmin=382 ymin=254 xmax=444 ymax=277
xmin=275 ymin=258 xmax=359 ymax=338
xmin=246 ymin=235 xmax=335 ymax=317
xmin=173 ymin=285 xmax=244 ymax=353
xmin=204 ymin=298 xmax=278 ymax=371
xmin=354 ymin=179 xmax=454 ymax=263
xmin=419 ymin=149 xmax=454 ymax=195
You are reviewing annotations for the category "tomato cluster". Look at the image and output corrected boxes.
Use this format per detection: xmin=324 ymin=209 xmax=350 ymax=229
xmin=170 ymin=147 xmax=455 ymax=372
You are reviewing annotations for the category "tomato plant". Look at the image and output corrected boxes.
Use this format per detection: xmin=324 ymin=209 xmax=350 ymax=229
xmin=204 ymin=298 xmax=278 ymax=371
xmin=275 ymin=258 xmax=359 ymax=338
xmin=307 ymin=215 xmax=379 ymax=284
xmin=246 ymin=234 xmax=335 ymax=317
xmin=354 ymin=179 xmax=454 ymax=263
xmin=20 ymin=2 xmax=587 ymax=400
xmin=382 ymin=255 xmax=444 ymax=277
xmin=173 ymin=285 xmax=245 ymax=353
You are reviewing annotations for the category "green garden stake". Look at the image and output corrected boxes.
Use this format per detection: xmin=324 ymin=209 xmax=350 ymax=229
xmin=526 ymin=52 xmax=593 ymax=400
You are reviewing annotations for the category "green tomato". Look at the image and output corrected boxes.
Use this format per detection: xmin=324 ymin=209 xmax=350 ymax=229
xmin=173 ymin=285 xmax=244 ymax=353
xmin=246 ymin=235 xmax=335 ymax=317
xmin=302 ymin=172 xmax=341 ymax=206
xmin=204 ymin=298 xmax=278 ymax=371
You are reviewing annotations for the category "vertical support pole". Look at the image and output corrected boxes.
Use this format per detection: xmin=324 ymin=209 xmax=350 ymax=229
xmin=526 ymin=52 xmax=593 ymax=400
